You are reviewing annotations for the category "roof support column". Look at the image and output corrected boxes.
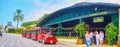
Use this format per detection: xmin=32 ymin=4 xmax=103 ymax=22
xmin=47 ymin=25 xmax=51 ymax=29
xmin=118 ymin=8 xmax=120 ymax=41
xmin=117 ymin=8 xmax=120 ymax=47
xmin=57 ymin=23 xmax=62 ymax=36
xmin=79 ymin=18 xmax=84 ymax=24
xmin=111 ymin=13 xmax=118 ymax=26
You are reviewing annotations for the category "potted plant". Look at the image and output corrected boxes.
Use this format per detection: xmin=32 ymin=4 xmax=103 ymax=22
xmin=74 ymin=23 xmax=85 ymax=44
xmin=117 ymin=40 xmax=120 ymax=47
xmin=117 ymin=29 xmax=120 ymax=47
xmin=104 ymin=22 xmax=118 ymax=45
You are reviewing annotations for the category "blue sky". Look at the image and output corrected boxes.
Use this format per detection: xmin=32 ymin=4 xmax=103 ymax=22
xmin=0 ymin=0 xmax=36 ymax=27
xmin=0 ymin=0 xmax=120 ymax=27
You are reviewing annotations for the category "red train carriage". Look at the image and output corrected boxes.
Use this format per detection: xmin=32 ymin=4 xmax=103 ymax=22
xmin=22 ymin=30 xmax=26 ymax=37
xmin=31 ymin=29 xmax=39 ymax=40
xmin=26 ymin=30 xmax=32 ymax=38
xmin=37 ymin=28 xmax=57 ymax=44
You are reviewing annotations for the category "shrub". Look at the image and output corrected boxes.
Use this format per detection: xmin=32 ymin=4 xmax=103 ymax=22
xmin=74 ymin=23 xmax=85 ymax=39
xmin=7 ymin=28 xmax=16 ymax=33
xmin=104 ymin=22 xmax=118 ymax=45
xmin=17 ymin=28 xmax=23 ymax=34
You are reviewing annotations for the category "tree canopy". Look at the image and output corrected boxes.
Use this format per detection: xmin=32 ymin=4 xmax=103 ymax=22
xmin=21 ymin=21 xmax=37 ymax=27
xmin=74 ymin=23 xmax=85 ymax=39
xmin=13 ymin=9 xmax=23 ymax=22
xmin=21 ymin=13 xmax=49 ymax=27
xmin=104 ymin=22 xmax=118 ymax=45
xmin=13 ymin=9 xmax=24 ymax=33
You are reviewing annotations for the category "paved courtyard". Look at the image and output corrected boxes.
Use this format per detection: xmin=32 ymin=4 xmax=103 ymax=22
xmin=0 ymin=33 xmax=117 ymax=47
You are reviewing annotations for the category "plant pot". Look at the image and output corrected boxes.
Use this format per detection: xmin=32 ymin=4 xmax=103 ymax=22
xmin=76 ymin=39 xmax=83 ymax=45
xmin=117 ymin=41 xmax=120 ymax=47
xmin=103 ymin=39 xmax=108 ymax=45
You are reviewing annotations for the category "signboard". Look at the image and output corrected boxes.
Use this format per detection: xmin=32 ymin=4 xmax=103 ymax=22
xmin=93 ymin=16 xmax=104 ymax=23
xmin=90 ymin=11 xmax=108 ymax=16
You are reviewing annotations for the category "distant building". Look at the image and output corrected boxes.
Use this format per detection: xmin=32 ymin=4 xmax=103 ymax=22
xmin=0 ymin=25 xmax=2 ymax=30
xmin=0 ymin=24 xmax=5 ymax=32
xmin=5 ymin=22 xmax=14 ymax=32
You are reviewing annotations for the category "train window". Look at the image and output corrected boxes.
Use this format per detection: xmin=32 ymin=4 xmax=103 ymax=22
xmin=42 ymin=29 xmax=49 ymax=34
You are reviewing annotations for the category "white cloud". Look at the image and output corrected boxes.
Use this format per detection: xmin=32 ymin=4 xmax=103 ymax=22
xmin=24 ymin=0 xmax=80 ymax=22
xmin=86 ymin=0 xmax=120 ymax=4
xmin=24 ymin=0 xmax=120 ymax=22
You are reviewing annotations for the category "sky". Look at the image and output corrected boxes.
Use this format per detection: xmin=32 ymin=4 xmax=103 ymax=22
xmin=0 ymin=0 xmax=120 ymax=27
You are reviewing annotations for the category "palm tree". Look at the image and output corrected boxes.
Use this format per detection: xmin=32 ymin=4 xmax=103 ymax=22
xmin=13 ymin=9 xmax=23 ymax=32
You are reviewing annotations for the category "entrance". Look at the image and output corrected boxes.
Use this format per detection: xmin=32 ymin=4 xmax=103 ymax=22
xmin=83 ymin=14 xmax=118 ymax=44
xmin=83 ymin=15 xmax=112 ymax=31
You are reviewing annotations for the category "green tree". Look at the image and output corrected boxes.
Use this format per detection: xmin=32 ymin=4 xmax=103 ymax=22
xmin=36 ymin=13 xmax=49 ymax=23
xmin=21 ymin=21 xmax=36 ymax=27
xmin=13 ymin=9 xmax=24 ymax=32
xmin=17 ymin=28 xmax=23 ymax=34
xmin=21 ymin=13 xmax=49 ymax=27
xmin=104 ymin=22 xmax=118 ymax=45
xmin=7 ymin=28 xmax=16 ymax=33
xmin=74 ymin=23 xmax=85 ymax=39
xmin=25 ymin=25 xmax=33 ymax=30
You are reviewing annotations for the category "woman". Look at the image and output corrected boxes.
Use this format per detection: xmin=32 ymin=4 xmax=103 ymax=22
xmin=95 ymin=31 xmax=100 ymax=47
xmin=90 ymin=31 xmax=93 ymax=45
xmin=99 ymin=31 xmax=104 ymax=44
xmin=85 ymin=31 xmax=90 ymax=47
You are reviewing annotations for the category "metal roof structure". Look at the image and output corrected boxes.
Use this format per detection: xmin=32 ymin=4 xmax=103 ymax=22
xmin=37 ymin=2 xmax=120 ymax=27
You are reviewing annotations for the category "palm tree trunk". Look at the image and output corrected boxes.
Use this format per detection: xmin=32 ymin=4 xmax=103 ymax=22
xmin=16 ymin=20 xmax=19 ymax=33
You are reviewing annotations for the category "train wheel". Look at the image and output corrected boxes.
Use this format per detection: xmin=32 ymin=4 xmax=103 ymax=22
xmin=51 ymin=42 xmax=56 ymax=44
xmin=38 ymin=40 xmax=40 ymax=42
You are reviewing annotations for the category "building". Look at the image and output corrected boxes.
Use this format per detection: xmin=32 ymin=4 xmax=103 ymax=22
xmin=5 ymin=22 xmax=14 ymax=33
xmin=0 ymin=24 xmax=5 ymax=32
xmin=37 ymin=2 xmax=120 ymax=40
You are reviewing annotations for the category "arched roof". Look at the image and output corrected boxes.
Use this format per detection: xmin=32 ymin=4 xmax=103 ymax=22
xmin=37 ymin=2 xmax=120 ymax=27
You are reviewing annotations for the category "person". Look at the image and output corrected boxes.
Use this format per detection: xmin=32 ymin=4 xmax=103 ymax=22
xmin=95 ymin=31 xmax=100 ymax=47
xmin=85 ymin=31 xmax=90 ymax=47
xmin=90 ymin=31 xmax=93 ymax=45
xmin=99 ymin=31 xmax=104 ymax=44
xmin=93 ymin=32 xmax=96 ymax=44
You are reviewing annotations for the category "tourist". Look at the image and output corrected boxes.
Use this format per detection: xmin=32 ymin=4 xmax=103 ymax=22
xmin=95 ymin=31 xmax=100 ymax=47
xmin=93 ymin=31 xmax=96 ymax=44
xmin=90 ymin=31 xmax=93 ymax=45
xmin=99 ymin=31 xmax=104 ymax=44
xmin=85 ymin=31 xmax=90 ymax=47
